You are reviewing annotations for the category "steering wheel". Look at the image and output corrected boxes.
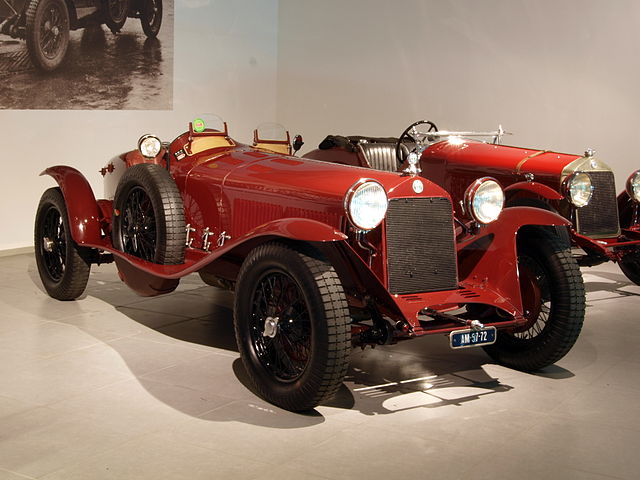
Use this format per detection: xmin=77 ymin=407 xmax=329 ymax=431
xmin=395 ymin=120 xmax=438 ymax=165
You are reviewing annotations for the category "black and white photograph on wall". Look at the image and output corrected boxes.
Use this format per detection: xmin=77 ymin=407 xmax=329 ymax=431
xmin=0 ymin=0 xmax=173 ymax=109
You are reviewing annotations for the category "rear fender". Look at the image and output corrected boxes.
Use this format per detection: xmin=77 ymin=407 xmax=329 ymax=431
xmin=457 ymin=207 xmax=570 ymax=314
xmin=504 ymin=181 xmax=563 ymax=201
xmin=41 ymin=166 xmax=103 ymax=246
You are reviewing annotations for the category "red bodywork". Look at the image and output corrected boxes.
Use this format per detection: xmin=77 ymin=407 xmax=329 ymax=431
xmin=307 ymin=137 xmax=640 ymax=264
xmin=43 ymin=130 xmax=572 ymax=341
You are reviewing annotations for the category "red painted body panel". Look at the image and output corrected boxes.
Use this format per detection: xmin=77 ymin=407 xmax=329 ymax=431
xmin=41 ymin=166 xmax=103 ymax=246
xmin=420 ymin=141 xmax=580 ymax=214
xmin=44 ymin=127 xmax=580 ymax=337
xmin=503 ymin=181 xmax=563 ymax=201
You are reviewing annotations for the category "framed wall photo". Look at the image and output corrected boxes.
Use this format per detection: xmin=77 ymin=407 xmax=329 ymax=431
xmin=0 ymin=0 xmax=173 ymax=110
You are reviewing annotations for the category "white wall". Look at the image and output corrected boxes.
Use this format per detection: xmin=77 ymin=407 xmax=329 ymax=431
xmin=277 ymin=0 xmax=639 ymax=186
xmin=0 ymin=0 xmax=278 ymax=250
xmin=3 ymin=0 xmax=639 ymax=251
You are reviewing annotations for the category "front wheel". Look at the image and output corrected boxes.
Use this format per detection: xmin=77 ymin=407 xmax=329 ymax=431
xmin=618 ymin=250 xmax=640 ymax=285
xmin=140 ymin=0 xmax=163 ymax=38
xmin=234 ymin=243 xmax=351 ymax=411
xmin=34 ymin=188 xmax=91 ymax=300
xmin=25 ymin=0 xmax=70 ymax=71
xmin=483 ymin=232 xmax=585 ymax=371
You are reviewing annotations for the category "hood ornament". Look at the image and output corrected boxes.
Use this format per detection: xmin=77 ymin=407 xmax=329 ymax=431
xmin=404 ymin=152 xmax=422 ymax=176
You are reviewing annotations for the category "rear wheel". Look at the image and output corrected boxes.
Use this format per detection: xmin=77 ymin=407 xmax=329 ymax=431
xmin=25 ymin=0 xmax=70 ymax=71
xmin=112 ymin=164 xmax=185 ymax=265
xmin=234 ymin=243 xmax=351 ymax=411
xmin=483 ymin=232 xmax=585 ymax=371
xmin=34 ymin=188 xmax=91 ymax=300
xmin=140 ymin=0 xmax=162 ymax=38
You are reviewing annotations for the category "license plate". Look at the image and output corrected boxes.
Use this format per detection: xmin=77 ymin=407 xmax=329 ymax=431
xmin=450 ymin=326 xmax=497 ymax=349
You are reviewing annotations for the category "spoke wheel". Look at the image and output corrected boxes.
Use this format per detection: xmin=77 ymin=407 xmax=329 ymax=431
xmin=112 ymin=164 xmax=185 ymax=265
xmin=234 ymin=243 xmax=351 ymax=411
xmin=102 ymin=0 xmax=130 ymax=33
xmin=34 ymin=188 xmax=91 ymax=300
xmin=483 ymin=231 xmax=585 ymax=371
xmin=619 ymin=249 xmax=640 ymax=285
xmin=250 ymin=271 xmax=312 ymax=382
xmin=25 ymin=0 xmax=70 ymax=71
xmin=140 ymin=0 xmax=163 ymax=38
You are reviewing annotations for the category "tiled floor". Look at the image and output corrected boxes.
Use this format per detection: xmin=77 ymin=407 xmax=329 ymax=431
xmin=0 ymin=253 xmax=639 ymax=479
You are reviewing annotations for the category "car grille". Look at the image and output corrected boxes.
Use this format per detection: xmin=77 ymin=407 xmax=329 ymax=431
xmin=385 ymin=197 xmax=458 ymax=294
xmin=575 ymin=171 xmax=620 ymax=238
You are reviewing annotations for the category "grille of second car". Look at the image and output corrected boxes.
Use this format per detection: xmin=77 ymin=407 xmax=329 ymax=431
xmin=385 ymin=197 xmax=458 ymax=294
xmin=576 ymin=171 xmax=620 ymax=238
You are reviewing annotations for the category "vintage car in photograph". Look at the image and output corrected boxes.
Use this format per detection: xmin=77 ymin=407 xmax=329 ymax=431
xmin=0 ymin=0 xmax=162 ymax=71
xmin=306 ymin=120 xmax=640 ymax=286
xmin=35 ymin=116 xmax=585 ymax=412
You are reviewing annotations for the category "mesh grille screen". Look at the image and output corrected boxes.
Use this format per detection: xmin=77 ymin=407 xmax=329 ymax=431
xmin=576 ymin=171 xmax=620 ymax=238
xmin=385 ymin=197 xmax=458 ymax=294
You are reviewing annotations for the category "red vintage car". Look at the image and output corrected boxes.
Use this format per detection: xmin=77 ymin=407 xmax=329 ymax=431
xmin=35 ymin=116 xmax=585 ymax=411
xmin=306 ymin=120 xmax=640 ymax=286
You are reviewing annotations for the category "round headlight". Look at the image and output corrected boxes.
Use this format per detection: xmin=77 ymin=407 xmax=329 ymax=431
xmin=562 ymin=171 xmax=593 ymax=208
xmin=464 ymin=178 xmax=504 ymax=224
xmin=626 ymin=170 xmax=640 ymax=202
xmin=138 ymin=134 xmax=162 ymax=158
xmin=346 ymin=180 xmax=388 ymax=231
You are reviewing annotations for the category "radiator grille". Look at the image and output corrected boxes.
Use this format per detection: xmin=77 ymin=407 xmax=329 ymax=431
xmin=385 ymin=197 xmax=458 ymax=294
xmin=575 ymin=171 xmax=620 ymax=238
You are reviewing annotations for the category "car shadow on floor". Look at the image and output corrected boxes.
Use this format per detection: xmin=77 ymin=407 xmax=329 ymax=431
xmin=23 ymin=261 xmax=571 ymax=425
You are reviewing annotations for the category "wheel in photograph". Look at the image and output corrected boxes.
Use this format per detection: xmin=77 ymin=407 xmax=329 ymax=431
xmin=102 ymin=0 xmax=130 ymax=33
xmin=483 ymin=231 xmax=585 ymax=371
xmin=140 ymin=0 xmax=163 ymax=38
xmin=112 ymin=164 xmax=185 ymax=265
xmin=25 ymin=0 xmax=70 ymax=72
xmin=34 ymin=188 xmax=91 ymax=300
xmin=234 ymin=243 xmax=351 ymax=411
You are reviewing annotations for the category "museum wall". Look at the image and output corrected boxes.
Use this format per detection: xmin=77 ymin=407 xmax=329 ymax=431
xmin=277 ymin=0 xmax=639 ymax=187
xmin=0 ymin=0 xmax=278 ymax=251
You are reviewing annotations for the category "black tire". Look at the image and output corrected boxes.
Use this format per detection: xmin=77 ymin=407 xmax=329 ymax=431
xmin=25 ymin=0 xmax=70 ymax=72
xmin=234 ymin=243 xmax=351 ymax=411
xmin=102 ymin=0 xmax=130 ymax=33
xmin=140 ymin=0 xmax=162 ymax=38
xmin=619 ymin=250 xmax=640 ymax=285
xmin=483 ymin=231 xmax=585 ymax=371
xmin=112 ymin=164 xmax=185 ymax=265
xmin=34 ymin=188 xmax=91 ymax=300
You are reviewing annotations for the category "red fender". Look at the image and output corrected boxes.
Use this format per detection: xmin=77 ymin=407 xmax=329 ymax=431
xmin=41 ymin=166 xmax=103 ymax=246
xmin=457 ymin=207 xmax=570 ymax=315
xmin=504 ymin=181 xmax=563 ymax=201
xmin=245 ymin=218 xmax=348 ymax=242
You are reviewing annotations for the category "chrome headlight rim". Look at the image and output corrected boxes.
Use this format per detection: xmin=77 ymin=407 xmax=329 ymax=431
xmin=562 ymin=171 xmax=593 ymax=208
xmin=626 ymin=170 xmax=640 ymax=203
xmin=137 ymin=134 xmax=162 ymax=159
xmin=344 ymin=179 xmax=388 ymax=231
xmin=464 ymin=177 xmax=504 ymax=224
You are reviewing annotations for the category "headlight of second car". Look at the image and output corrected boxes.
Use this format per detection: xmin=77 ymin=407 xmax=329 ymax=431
xmin=562 ymin=171 xmax=593 ymax=208
xmin=464 ymin=178 xmax=504 ymax=224
xmin=626 ymin=170 xmax=640 ymax=202
xmin=346 ymin=180 xmax=388 ymax=231
xmin=138 ymin=134 xmax=162 ymax=158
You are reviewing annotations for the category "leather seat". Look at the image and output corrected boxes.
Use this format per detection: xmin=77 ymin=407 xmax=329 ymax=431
xmin=357 ymin=142 xmax=408 ymax=172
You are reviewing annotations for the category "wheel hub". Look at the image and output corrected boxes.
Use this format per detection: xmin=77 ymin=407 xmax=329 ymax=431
xmin=43 ymin=237 xmax=54 ymax=253
xmin=262 ymin=316 xmax=279 ymax=338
